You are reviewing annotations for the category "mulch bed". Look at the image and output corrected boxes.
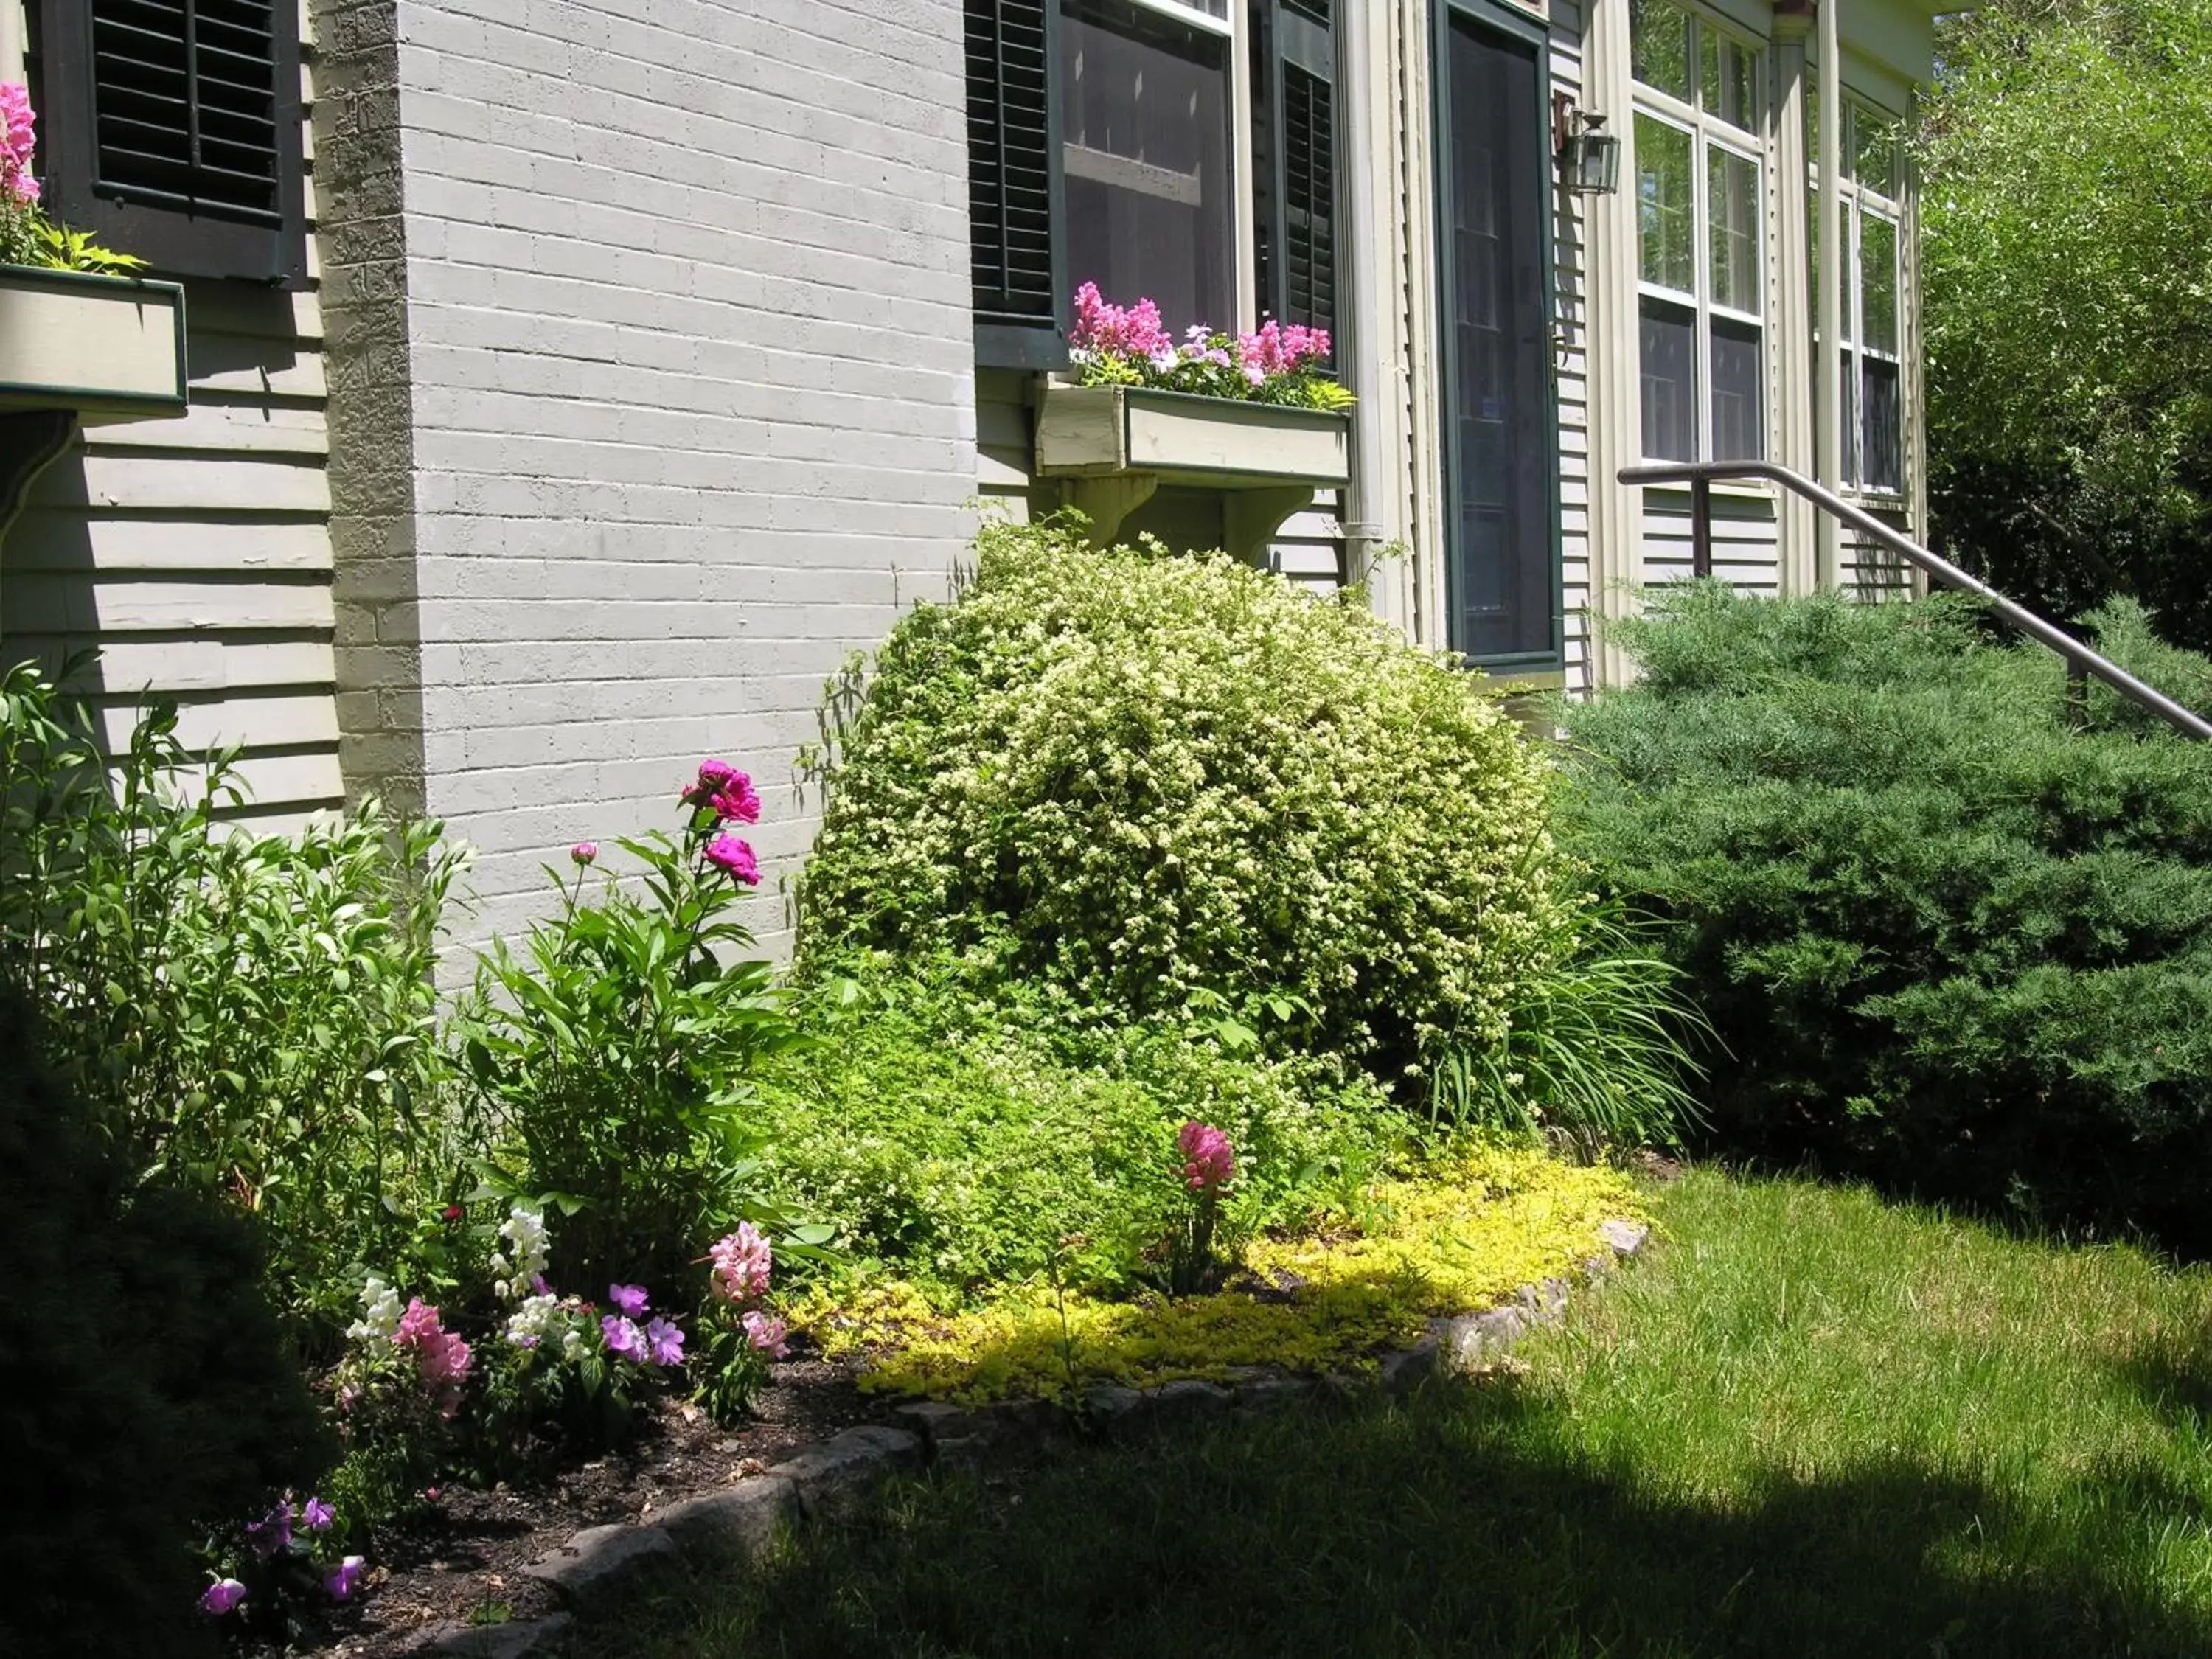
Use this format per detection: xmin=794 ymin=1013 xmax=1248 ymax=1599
xmin=285 ymin=1354 xmax=872 ymax=1656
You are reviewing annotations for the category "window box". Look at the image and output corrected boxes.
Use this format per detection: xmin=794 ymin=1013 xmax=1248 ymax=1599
xmin=1032 ymin=380 xmax=1350 ymax=560
xmin=0 ymin=265 xmax=186 ymax=422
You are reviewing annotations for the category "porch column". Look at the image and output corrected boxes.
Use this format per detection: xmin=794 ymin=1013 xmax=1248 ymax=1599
xmin=1772 ymin=1 xmax=1817 ymax=597
xmin=1815 ymin=0 xmax=1844 ymax=588
xmin=1583 ymin=0 xmax=1643 ymax=686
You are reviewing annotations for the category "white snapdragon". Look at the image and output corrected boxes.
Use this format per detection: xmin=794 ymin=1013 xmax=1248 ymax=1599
xmin=490 ymin=1203 xmax=550 ymax=1301
xmin=503 ymin=1291 xmax=565 ymax=1350
xmin=347 ymin=1273 xmax=403 ymax=1341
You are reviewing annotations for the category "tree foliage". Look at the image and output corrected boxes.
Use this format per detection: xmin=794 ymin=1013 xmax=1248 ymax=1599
xmin=1923 ymin=0 xmax=2212 ymax=647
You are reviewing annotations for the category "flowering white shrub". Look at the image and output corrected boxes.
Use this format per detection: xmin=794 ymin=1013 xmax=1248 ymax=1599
xmin=799 ymin=518 xmax=1579 ymax=1086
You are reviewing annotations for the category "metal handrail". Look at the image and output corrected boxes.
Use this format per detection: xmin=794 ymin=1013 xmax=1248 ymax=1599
xmin=1618 ymin=459 xmax=2212 ymax=742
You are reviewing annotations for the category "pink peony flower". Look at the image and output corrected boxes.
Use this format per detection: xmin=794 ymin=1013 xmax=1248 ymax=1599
xmin=644 ymin=1315 xmax=686 ymax=1366
xmin=710 ymin=773 xmax=762 ymax=825
xmin=608 ymin=1283 xmax=649 ymax=1318
xmin=199 ymin=1579 xmax=248 ymax=1617
xmin=324 ymin=1556 xmax=366 ymax=1601
xmin=742 ymin=1310 xmax=790 ymax=1359
xmin=569 ymin=840 xmax=598 ymax=866
xmin=601 ymin=1314 xmax=646 ymax=1362
xmin=703 ymin=832 xmax=760 ymax=885
xmin=1177 ymin=1121 xmax=1237 ymax=1192
xmin=709 ymin=1222 xmax=773 ymax=1304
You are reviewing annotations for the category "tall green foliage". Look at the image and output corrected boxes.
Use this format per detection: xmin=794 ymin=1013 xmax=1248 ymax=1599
xmin=1923 ymin=0 xmax=2212 ymax=647
xmin=1559 ymin=585 xmax=2212 ymax=1239
xmin=0 ymin=660 xmax=469 ymax=1332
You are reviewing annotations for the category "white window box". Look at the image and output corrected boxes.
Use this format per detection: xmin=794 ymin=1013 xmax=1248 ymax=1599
xmin=0 ymin=266 xmax=188 ymax=424
xmin=1032 ymin=380 xmax=1350 ymax=561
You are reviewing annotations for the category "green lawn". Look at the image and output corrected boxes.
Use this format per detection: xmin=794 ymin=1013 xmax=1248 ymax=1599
xmin=576 ymin=1169 xmax=2212 ymax=1658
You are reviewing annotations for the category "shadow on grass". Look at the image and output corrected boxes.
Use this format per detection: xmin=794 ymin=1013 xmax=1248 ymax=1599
xmin=590 ymin=1380 xmax=2212 ymax=1659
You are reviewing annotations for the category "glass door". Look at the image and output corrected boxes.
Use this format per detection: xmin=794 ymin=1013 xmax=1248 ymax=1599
xmin=1438 ymin=3 xmax=1559 ymax=667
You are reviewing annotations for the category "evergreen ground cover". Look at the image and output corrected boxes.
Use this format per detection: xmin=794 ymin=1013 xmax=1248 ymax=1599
xmin=573 ymin=1168 xmax=2212 ymax=1659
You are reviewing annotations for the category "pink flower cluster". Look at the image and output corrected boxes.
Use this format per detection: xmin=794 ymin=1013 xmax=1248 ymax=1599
xmin=708 ymin=1222 xmax=789 ymax=1356
xmin=1237 ymin=319 xmax=1331 ymax=379
xmin=394 ymin=1298 xmax=473 ymax=1416
xmin=0 ymin=83 xmax=38 ymax=207
xmin=681 ymin=757 xmax=764 ymax=886
xmin=1177 ymin=1121 xmax=1237 ymax=1192
xmin=1072 ymin=281 xmax=1173 ymax=360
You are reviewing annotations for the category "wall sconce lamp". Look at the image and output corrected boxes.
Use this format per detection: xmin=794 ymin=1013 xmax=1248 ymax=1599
xmin=1552 ymin=93 xmax=1622 ymax=195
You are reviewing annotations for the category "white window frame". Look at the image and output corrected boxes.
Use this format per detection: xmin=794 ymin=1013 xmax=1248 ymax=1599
xmin=1839 ymin=102 xmax=1904 ymax=496
xmin=1630 ymin=5 xmax=1770 ymax=464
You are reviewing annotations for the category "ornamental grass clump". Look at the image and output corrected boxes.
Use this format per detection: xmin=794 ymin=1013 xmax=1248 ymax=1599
xmin=800 ymin=517 xmax=1586 ymax=1099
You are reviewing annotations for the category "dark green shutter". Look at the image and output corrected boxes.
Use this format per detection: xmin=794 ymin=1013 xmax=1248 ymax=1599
xmin=967 ymin=0 xmax=1068 ymax=367
xmin=1253 ymin=0 xmax=1338 ymax=354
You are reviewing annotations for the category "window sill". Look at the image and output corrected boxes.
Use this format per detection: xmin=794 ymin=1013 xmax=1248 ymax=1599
xmin=0 ymin=265 xmax=188 ymax=423
xmin=1032 ymin=380 xmax=1351 ymax=561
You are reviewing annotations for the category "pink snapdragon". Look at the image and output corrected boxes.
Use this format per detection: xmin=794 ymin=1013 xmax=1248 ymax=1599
xmin=0 ymin=83 xmax=38 ymax=206
xmin=394 ymin=1298 xmax=473 ymax=1413
xmin=704 ymin=832 xmax=760 ymax=885
xmin=1237 ymin=318 xmax=1331 ymax=378
xmin=741 ymin=1310 xmax=790 ymax=1358
xmin=1072 ymin=281 xmax=1174 ymax=359
xmin=1177 ymin=1121 xmax=1237 ymax=1192
xmin=709 ymin=1222 xmax=773 ymax=1304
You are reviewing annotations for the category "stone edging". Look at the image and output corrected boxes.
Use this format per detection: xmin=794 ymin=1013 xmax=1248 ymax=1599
xmin=402 ymin=1218 xmax=1652 ymax=1656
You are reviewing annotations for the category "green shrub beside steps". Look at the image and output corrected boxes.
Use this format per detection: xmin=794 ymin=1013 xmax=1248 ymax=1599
xmin=1559 ymin=583 xmax=2212 ymax=1242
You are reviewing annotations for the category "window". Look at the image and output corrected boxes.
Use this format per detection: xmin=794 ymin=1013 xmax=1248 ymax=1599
xmin=1809 ymin=96 xmax=1904 ymax=494
xmin=34 ymin=0 xmax=307 ymax=285
xmin=1631 ymin=0 xmax=1765 ymax=463
xmin=966 ymin=0 xmax=1341 ymax=367
xmin=1061 ymin=0 xmax=1235 ymax=337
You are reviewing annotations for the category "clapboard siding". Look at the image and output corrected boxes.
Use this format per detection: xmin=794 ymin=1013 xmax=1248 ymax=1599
xmin=0 ymin=28 xmax=338 ymax=829
xmin=1551 ymin=4 xmax=1594 ymax=692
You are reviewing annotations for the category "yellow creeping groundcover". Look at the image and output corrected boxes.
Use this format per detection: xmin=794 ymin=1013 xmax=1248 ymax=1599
xmin=787 ymin=1144 xmax=1648 ymax=1405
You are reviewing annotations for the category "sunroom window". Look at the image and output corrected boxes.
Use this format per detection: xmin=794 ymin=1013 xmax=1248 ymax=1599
xmin=1809 ymin=97 xmax=1905 ymax=495
xmin=1631 ymin=0 xmax=1766 ymax=464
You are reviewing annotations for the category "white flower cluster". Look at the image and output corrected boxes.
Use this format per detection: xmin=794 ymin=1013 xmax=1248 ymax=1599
xmin=489 ymin=1203 xmax=549 ymax=1301
xmin=347 ymin=1274 xmax=402 ymax=1341
xmin=503 ymin=1291 xmax=565 ymax=1350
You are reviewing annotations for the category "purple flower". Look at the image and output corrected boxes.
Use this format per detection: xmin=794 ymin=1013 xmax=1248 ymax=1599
xmin=324 ymin=1556 xmax=366 ymax=1602
xmin=644 ymin=1316 xmax=686 ymax=1367
xmin=608 ymin=1283 xmax=649 ymax=1318
xmin=199 ymin=1579 xmax=248 ymax=1617
xmin=601 ymin=1314 xmax=646 ymax=1362
xmin=244 ymin=1500 xmax=292 ymax=1558
xmin=302 ymin=1495 xmax=335 ymax=1533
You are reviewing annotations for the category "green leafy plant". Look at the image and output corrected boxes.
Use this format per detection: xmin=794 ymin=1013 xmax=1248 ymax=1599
xmin=1559 ymin=582 xmax=2212 ymax=1239
xmin=463 ymin=765 xmax=806 ymax=1293
xmin=798 ymin=517 xmax=1586 ymax=1097
xmin=0 ymin=658 xmax=469 ymax=1335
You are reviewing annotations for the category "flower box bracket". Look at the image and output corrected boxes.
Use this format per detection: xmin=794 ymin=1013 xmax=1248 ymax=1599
xmin=1032 ymin=381 xmax=1352 ymax=565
